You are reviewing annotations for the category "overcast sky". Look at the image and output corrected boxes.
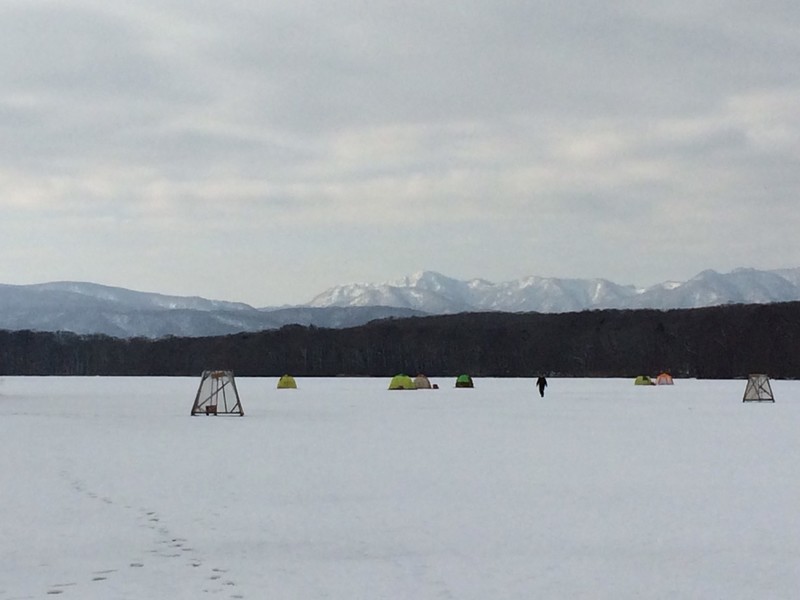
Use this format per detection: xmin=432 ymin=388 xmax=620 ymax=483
xmin=2 ymin=1 xmax=799 ymax=306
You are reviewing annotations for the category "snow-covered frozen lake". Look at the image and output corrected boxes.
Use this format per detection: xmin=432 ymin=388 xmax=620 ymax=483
xmin=1 ymin=376 xmax=798 ymax=599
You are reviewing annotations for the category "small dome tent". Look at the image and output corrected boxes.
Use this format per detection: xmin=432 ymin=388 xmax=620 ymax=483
xmin=388 ymin=374 xmax=416 ymax=390
xmin=656 ymin=372 xmax=674 ymax=385
xmin=455 ymin=374 xmax=474 ymax=388
xmin=277 ymin=374 xmax=297 ymax=389
xmin=634 ymin=375 xmax=655 ymax=386
xmin=742 ymin=374 xmax=775 ymax=402
xmin=413 ymin=374 xmax=432 ymax=389
xmin=191 ymin=370 xmax=244 ymax=416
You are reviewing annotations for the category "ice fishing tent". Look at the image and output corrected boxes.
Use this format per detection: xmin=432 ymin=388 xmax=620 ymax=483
xmin=413 ymin=374 xmax=432 ymax=389
xmin=656 ymin=372 xmax=674 ymax=385
xmin=191 ymin=370 xmax=244 ymax=416
xmin=388 ymin=374 xmax=416 ymax=390
xmin=455 ymin=374 xmax=474 ymax=388
xmin=742 ymin=374 xmax=775 ymax=403
xmin=277 ymin=374 xmax=297 ymax=389
xmin=634 ymin=375 xmax=655 ymax=386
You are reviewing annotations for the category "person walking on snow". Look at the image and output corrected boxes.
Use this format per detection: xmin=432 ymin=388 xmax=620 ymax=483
xmin=536 ymin=376 xmax=547 ymax=398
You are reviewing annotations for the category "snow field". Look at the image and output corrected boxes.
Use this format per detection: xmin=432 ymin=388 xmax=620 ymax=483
xmin=0 ymin=376 xmax=798 ymax=599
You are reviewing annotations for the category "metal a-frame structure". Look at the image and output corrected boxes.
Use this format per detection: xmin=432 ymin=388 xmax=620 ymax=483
xmin=742 ymin=374 xmax=775 ymax=403
xmin=191 ymin=370 xmax=244 ymax=416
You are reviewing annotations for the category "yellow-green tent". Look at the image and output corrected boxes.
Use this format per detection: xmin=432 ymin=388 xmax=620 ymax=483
xmin=277 ymin=374 xmax=297 ymax=389
xmin=634 ymin=375 xmax=654 ymax=386
xmin=388 ymin=374 xmax=416 ymax=390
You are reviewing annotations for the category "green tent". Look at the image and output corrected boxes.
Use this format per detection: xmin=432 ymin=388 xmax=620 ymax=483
xmin=455 ymin=374 xmax=474 ymax=388
xmin=277 ymin=374 xmax=297 ymax=389
xmin=388 ymin=374 xmax=416 ymax=390
xmin=634 ymin=375 xmax=654 ymax=386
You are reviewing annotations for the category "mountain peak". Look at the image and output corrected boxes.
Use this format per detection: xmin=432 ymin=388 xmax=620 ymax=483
xmin=307 ymin=268 xmax=800 ymax=314
xmin=3 ymin=267 xmax=800 ymax=338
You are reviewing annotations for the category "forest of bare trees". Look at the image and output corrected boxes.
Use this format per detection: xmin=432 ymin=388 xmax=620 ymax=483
xmin=2 ymin=301 xmax=799 ymax=378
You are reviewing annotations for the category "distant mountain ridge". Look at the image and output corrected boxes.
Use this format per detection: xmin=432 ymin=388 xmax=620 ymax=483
xmin=0 ymin=282 xmax=424 ymax=339
xmin=308 ymin=268 xmax=800 ymax=313
xmin=2 ymin=267 xmax=800 ymax=338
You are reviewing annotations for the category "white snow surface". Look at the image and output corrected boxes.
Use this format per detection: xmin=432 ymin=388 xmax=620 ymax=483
xmin=1 ymin=376 xmax=798 ymax=599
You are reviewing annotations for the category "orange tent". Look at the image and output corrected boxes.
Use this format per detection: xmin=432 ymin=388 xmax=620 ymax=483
xmin=656 ymin=372 xmax=674 ymax=385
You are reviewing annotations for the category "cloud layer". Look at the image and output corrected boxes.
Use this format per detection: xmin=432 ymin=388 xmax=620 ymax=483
xmin=2 ymin=1 xmax=799 ymax=304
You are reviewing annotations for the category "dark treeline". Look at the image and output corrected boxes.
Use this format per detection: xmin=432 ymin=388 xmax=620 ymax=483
xmin=2 ymin=302 xmax=800 ymax=378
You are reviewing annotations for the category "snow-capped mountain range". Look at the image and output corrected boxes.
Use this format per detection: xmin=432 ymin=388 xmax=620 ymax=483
xmin=2 ymin=267 xmax=800 ymax=338
xmin=308 ymin=268 xmax=800 ymax=313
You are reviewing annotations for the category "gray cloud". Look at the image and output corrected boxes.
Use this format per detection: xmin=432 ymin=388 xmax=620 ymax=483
xmin=1 ymin=1 xmax=799 ymax=304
